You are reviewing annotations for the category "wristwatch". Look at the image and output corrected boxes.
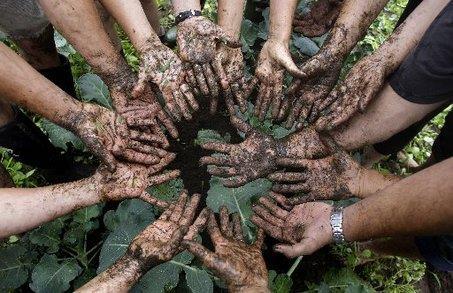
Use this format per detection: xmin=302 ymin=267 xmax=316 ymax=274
xmin=330 ymin=206 xmax=346 ymax=243
xmin=175 ymin=9 xmax=202 ymax=25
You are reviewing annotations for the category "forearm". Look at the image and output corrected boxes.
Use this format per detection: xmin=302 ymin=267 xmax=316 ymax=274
xmin=171 ymin=0 xmax=201 ymax=14
xmin=99 ymin=0 xmax=160 ymax=52
xmin=218 ymin=0 xmax=246 ymax=37
xmin=344 ymin=158 xmax=453 ymax=241
xmin=0 ymin=43 xmax=83 ymax=129
xmin=268 ymin=0 xmax=298 ymax=43
xmin=38 ymin=0 xmax=128 ymax=81
xmin=326 ymin=0 xmax=389 ymax=57
xmin=374 ymin=0 xmax=449 ymax=74
xmin=139 ymin=0 xmax=163 ymax=34
xmin=0 ymin=175 xmax=101 ymax=238
xmin=355 ymin=168 xmax=401 ymax=198
xmin=76 ymin=253 xmax=144 ymax=293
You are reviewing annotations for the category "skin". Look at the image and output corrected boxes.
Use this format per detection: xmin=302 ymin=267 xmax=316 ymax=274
xmin=0 ymin=164 xmax=13 ymax=188
xmin=183 ymin=208 xmax=269 ymax=293
xmin=77 ymin=192 xmax=210 ymax=292
xmin=293 ymin=0 xmax=343 ymax=37
xmin=0 ymin=157 xmax=179 ymax=239
xmin=37 ymin=0 xmax=177 ymax=140
xmin=0 ymin=43 xmax=165 ymax=170
xmin=315 ymin=0 xmax=450 ymax=131
xmin=283 ymin=0 xmax=392 ymax=128
xmin=254 ymin=158 xmax=453 ymax=258
xmin=99 ymin=0 xmax=198 ymax=121
xmin=254 ymin=0 xmax=306 ymax=121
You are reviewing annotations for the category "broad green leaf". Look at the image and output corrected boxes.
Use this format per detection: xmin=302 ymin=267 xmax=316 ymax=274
xmin=184 ymin=266 xmax=213 ymax=293
xmin=132 ymin=251 xmax=194 ymax=293
xmin=40 ymin=119 xmax=85 ymax=151
xmin=292 ymin=35 xmax=320 ymax=57
xmin=0 ymin=244 xmax=30 ymax=290
xmin=72 ymin=204 xmax=104 ymax=224
xmin=98 ymin=199 xmax=155 ymax=273
xmin=257 ymin=8 xmax=270 ymax=40
xmin=54 ymin=31 xmax=76 ymax=57
xmin=206 ymin=177 xmax=272 ymax=241
xmin=310 ymin=268 xmax=374 ymax=293
xmin=194 ymin=129 xmax=230 ymax=146
xmin=271 ymin=274 xmax=293 ymax=293
xmin=147 ymin=178 xmax=184 ymax=203
xmin=241 ymin=19 xmax=259 ymax=52
xmin=77 ymin=73 xmax=112 ymax=109
xmin=29 ymin=254 xmax=81 ymax=293
xmin=28 ymin=219 xmax=65 ymax=253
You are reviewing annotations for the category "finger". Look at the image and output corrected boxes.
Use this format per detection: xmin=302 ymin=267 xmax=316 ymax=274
xmin=130 ymin=130 xmax=166 ymax=146
xmin=258 ymin=197 xmax=288 ymax=219
xmin=221 ymin=175 xmax=249 ymax=188
xmin=207 ymin=213 xmax=225 ymax=246
xmin=138 ymin=191 xmax=169 ymax=208
xmin=243 ymin=76 xmax=258 ymax=102
xmin=250 ymin=214 xmax=283 ymax=241
xmin=200 ymin=155 xmax=234 ymax=166
xmin=203 ymin=63 xmax=220 ymax=98
xmin=219 ymin=206 xmax=233 ymax=238
xmin=268 ymin=192 xmax=293 ymax=210
xmin=254 ymin=228 xmax=265 ymax=249
xmin=232 ymin=213 xmax=244 ymax=242
xmin=156 ymin=111 xmax=179 ymax=139
xmin=276 ymin=157 xmax=312 ymax=168
xmin=170 ymin=190 xmax=189 ymax=222
xmin=180 ymin=83 xmax=199 ymax=111
xmin=201 ymin=141 xmax=233 ymax=153
xmin=180 ymin=193 xmax=201 ymax=226
xmin=182 ymin=240 xmax=227 ymax=274
xmin=128 ymin=141 xmax=168 ymax=157
xmin=230 ymin=115 xmax=252 ymax=133
xmin=115 ymin=149 xmax=160 ymax=165
xmin=185 ymin=208 xmax=211 ymax=240
xmin=193 ymin=64 xmax=210 ymax=95
xmin=285 ymin=100 xmax=304 ymax=129
xmin=148 ymin=170 xmax=181 ymax=186
xmin=268 ymin=172 xmax=307 ymax=183
xmin=207 ymin=166 xmax=237 ymax=177
xmin=168 ymin=225 xmax=190 ymax=253
xmin=215 ymin=29 xmax=242 ymax=48
xmin=272 ymin=183 xmax=310 ymax=194
xmin=254 ymin=85 xmax=266 ymax=117
xmin=232 ymin=78 xmax=248 ymax=112
xmin=212 ymin=58 xmax=229 ymax=90
xmin=132 ymin=70 xmax=148 ymax=98
xmin=285 ymin=194 xmax=315 ymax=205
xmin=275 ymin=50 xmax=307 ymax=79
xmin=277 ymin=97 xmax=291 ymax=121
xmin=185 ymin=65 xmax=201 ymax=96
xmin=275 ymin=239 xmax=318 ymax=257
xmin=252 ymin=205 xmax=284 ymax=227
xmin=258 ymin=86 xmax=272 ymax=121
xmin=160 ymin=203 xmax=175 ymax=221
xmin=271 ymin=89 xmax=283 ymax=120
xmin=161 ymin=91 xmax=181 ymax=121
xmin=147 ymin=153 xmax=177 ymax=174
xmin=173 ymin=90 xmax=192 ymax=120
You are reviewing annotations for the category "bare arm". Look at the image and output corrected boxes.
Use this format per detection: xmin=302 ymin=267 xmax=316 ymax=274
xmin=171 ymin=0 xmax=201 ymax=14
xmin=344 ymin=157 xmax=453 ymax=241
xmin=217 ymin=0 xmax=246 ymax=37
xmin=268 ymin=0 xmax=298 ymax=43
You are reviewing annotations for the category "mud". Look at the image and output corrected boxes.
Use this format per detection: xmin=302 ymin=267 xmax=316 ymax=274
xmin=294 ymin=0 xmax=343 ymax=37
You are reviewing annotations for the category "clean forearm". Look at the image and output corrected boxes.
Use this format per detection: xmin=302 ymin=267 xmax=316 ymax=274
xmin=38 ymin=0 xmax=128 ymax=80
xmin=218 ymin=0 xmax=246 ymax=37
xmin=268 ymin=0 xmax=298 ymax=43
xmin=99 ymin=0 xmax=160 ymax=52
xmin=0 ymin=43 xmax=83 ymax=129
xmin=76 ymin=253 xmax=144 ymax=292
xmin=0 ymin=176 xmax=101 ymax=238
xmin=171 ymin=0 xmax=201 ymax=14
xmin=375 ymin=0 xmax=449 ymax=74
xmin=344 ymin=158 xmax=453 ymax=241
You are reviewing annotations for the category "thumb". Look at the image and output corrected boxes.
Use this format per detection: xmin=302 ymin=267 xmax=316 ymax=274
xmin=274 ymin=238 xmax=320 ymax=258
xmin=168 ymin=225 xmax=189 ymax=252
xmin=215 ymin=28 xmax=242 ymax=48
xmin=274 ymin=50 xmax=306 ymax=79
xmin=132 ymin=70 xmax=149 ymax=99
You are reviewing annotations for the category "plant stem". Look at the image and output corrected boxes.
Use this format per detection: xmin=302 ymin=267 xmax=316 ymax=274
xmin=286 ymin=256 xmax=303 ymax=277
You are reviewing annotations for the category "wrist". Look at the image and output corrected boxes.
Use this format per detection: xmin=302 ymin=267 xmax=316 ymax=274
xmin=172 ymin=1 xmax=201 ymax=15
xmin=231 ymin=284 xmax=270 ymax=293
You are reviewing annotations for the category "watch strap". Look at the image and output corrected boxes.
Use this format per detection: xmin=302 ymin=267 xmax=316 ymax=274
xmin=175 ymin=9 xmax=202 ymax=25
xmin=330 ymin=206 xmax=345 ymax=243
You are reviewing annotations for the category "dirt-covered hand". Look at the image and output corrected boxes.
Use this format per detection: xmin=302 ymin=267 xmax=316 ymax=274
xmin=269 ymin=137 xmax=361 ymax=200
xmin=200 ymin=117 xmax=281 ymax=188
xmin=254 ymin=40 xmax=306 ymax=121
xmin=293 ymin=0 xmax=343 ymax=37
xmin=134 ymin=39 xmax=198 ymax=121
xmin=126 ymin=191 xmax=206 ymax=268
xmin=177 ymin=16 xmax=241 ymax=103
xmin=183 ymin=207 xmax=269 ymax=293
xmin=72 ymin=103 xmax=166 ymax=170
xmin=97 ymin=152 xmax=179 ymax=207
xmin=209 ymin=44 xmax=253 ymax=113
xmin=315 ymin=54 xmax=388 ymax=131
xmin=251 ymin=193 xmax=333 ymax=257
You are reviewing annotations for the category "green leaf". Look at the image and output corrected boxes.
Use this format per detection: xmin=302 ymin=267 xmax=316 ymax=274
xmin=184 ymin=266 xmax=213 ymax=293
xmin=132 ymin=251 xmax=194 ymax=293
xmin=98 ymin=199 xmax=155 ymax=273
xmin=271 ymin=274 xmax=293 ymax=293
xmin=310 ymin=268 xmax=374 ymax=293
xmin=241 ymin=19 xmax=259 ymax=52
xmin=292 ymin=35 xmax=320 ymax=57
xmin=147 ymin=178 xmax=184 ymax=203
xmin=0 ymin=244 xmax=31 ymax=290
xmin=194 ymin=129 xmax=230 ymax=146
xmin=72 ymin=204 xmax=104 ymax=224
xmin=28 ymin=219 xmax=65 ymax=253
xmin=29 ymin=254 xmax=81 ymax=293
xmin=77 ymin=73 xmax=112 ymax=109
xmin=40 ymin=119 xmax=85 ymax=151
xmin=206 ymin=177 xmax=272 ymax=241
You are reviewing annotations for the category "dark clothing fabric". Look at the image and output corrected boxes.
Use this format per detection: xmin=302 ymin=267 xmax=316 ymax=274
xmin=416 ymin=235 xmax=453 ymax=272
xmin=431 ymin=108 xmax=453 ymax=162
xmin=394 ymin=0 xmax=423 ymax=27
xmin=389 ymin=2 xmax=453 ymax=105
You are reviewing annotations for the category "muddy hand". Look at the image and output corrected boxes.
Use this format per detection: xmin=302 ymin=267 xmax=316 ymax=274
xmin=251 ymin=193 xmax=333 ymax=257
xmin=126 ymin=191 xmax=206 ymax=269
xmin=200 ymin=117 xmax=281 ymax=188
xmin=133 ymin=39 xmax=198 ymax=121
xmin=315 ymin=54 xmax=387 ymax=131
xmin=98 ymin=152 xmax=179 ymax=207
xmin=254 ymin=40 xmax=306 ymax=121
xmin=177 ymin=16 xmax=241 ymax=104
xmin=293 ymin=0 xmax=343 ymax=37
xmin=183 ymin=208 xmax=269 ymax=293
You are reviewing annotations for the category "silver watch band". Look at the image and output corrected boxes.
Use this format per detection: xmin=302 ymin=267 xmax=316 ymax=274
xmin=330 ymin=206 xmax=345 ymax=243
